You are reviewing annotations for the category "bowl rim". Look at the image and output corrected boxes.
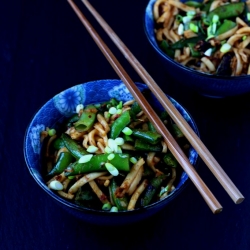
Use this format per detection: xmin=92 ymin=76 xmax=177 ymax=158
xmin=144 ymin=0 xmax=250 ymax=81
xmin=23 ymin=79 xmax=200 ymax=216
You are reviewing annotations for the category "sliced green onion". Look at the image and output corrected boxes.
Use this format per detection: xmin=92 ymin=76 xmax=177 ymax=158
xmin=105 ymin=163 xmax=119 ymax=176
xmin=102 ymin=203 xmax=112 ymax=211
xmin=104 ymin=112 xmax=111 ymax=119
xmin=116 ymin=101 xmax=123 ymax=109
xmin=104 ymin=146 xmax=113 ymax=154
xmin=206 ymin=25 xmax=214 ymax=40
xmin=204 ymin=48 xmax=213 ymax=57
xmin=108 ymin=138 xmax=118 ymax=152
xmin=122 ymin=127 xmax=133 ymax=135
xmin=87 ymin=145 xmax=98 ymax=153
xmin=130 ymin=157 xmax=138 ymax=164
xmin=116 ymin=109 xmax=122 ymax=114
xmin=67 ymin=176 xmax=75 ymax=180
xmin=182 ymin=16 xmax=192 ymax=24
xmin=247 ymin=13 xmax=250 ymax=21
xmin=176 ymin=15 xmax=183 ymax=23
xmin=242 ymin=35 xmax=247 ymax=41
xmin=115 ymin=137 xmax=124 ymax=145
xmin=49 ymin=180 xmax=64 ymax=191
xmin=212 ymin=23 xmax=217 ymax=34
xmin=76 ymin=104 xmax=84 ymax=113
xmin=48 ymin=129 xmax=56 ymax=136
xmin=107 ymin=153 xmax=115 ymax=161
xmin=220 ymin=43 xmax=231 ymax=53
xmin=110 ymin=206 xmax=118 ymax=212
xmin=116 ymin=146 xmax=122 ymax=154
xmin=212 ymin=14 xmax=219 ymax=23
xmin=177 ymin=23 xmax=184 ymax=35
xmin=109 ymin=107 xmax=117 ymax=115
xmin=189 ymin=23 xmax=198 ymax=33
xmin=78 ymin=154 xmax=93 ymax=163
xmin=159 ymin=186 xmax=169 ymax=197
xmin=187 ymin=10 xmax=195 ymax=17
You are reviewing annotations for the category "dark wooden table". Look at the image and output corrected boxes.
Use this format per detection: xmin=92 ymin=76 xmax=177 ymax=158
xmin=1 ymin=0 xmax=249 ymax=249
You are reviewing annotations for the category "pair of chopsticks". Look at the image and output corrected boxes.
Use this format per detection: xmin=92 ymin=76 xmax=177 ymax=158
xmin=67 ymin=0 xmax=244 ymax=213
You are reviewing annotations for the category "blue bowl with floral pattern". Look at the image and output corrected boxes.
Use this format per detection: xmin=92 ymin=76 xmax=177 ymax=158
xmin=144 ymin=0 xmax=250 ymax=98
xmin=24 ymin=79 xmax=199 ymax=225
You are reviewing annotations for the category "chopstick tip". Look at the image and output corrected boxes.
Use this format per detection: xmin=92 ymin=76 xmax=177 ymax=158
xmin=235 ymin=197 xmax=245 ymax=204
xmin=214 ymin=207 xmax=223 ymax=214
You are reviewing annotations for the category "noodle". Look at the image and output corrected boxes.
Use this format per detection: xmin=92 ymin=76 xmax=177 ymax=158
xmin=153 ymin=0 xmax=250 ymax=76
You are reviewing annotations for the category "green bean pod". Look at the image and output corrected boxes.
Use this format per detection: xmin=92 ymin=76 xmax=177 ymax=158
xmin=160 ymin=40 xmax=175 ymax=58
xmin=132 ymin=129 xmax=162 ymax=145
xmin=134 ymin=139 xmax=162 ymax=152
xmin=163 ymin=152 xmax=179 ymax=168
xmin=129 ymin=101 xmax=142 ymax=119
xmin=215 ymin=19 xmax=237 ymax=36
xmin=48 ymin=152 xmax=75 ymax=176
xmin=148 ymin=122 xmax=157 ymax=132
xmin=187 ymin=43 xmax=201 ymax=57
xmin=171 ymin=34 xmax=205 ymax=49
xmin=74 ymin=105 xmax=97 ymax=132
xmin=65 ymin=153 xmax=130 ymax=176
xmin=185 ymin=1 xmax=203 ymax=8
xmin=110 ymin=178 xmax=128 ymax=211
xmin=110 ymin=110 xmax=131 ymax=139
xmin=61 ymin=133 xmax=88 ymax=159
xmin=206 ymin=2 xmax=245 ymax=22
xmin=171 ymin=124 xmax=184 ymax=139
xmin=66 ymin=114 xmax=79 ymax=128
xmin=140 ymin=174 xmax=166 ymax=206
xmin=52 ymin=137 xmax=65 ymax=150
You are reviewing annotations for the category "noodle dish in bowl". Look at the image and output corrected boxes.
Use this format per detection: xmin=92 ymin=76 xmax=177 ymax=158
xmin=144 ymin=0 xmax=250 ymax=97
xmin=24 ymin=79 xmax=199 ymax=225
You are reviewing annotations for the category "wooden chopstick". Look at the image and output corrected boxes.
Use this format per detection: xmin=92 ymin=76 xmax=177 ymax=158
xmin=67 ymin=0 xmax=223 ymax=214
xmin=76 ymin=0 xmax=244 ymax=205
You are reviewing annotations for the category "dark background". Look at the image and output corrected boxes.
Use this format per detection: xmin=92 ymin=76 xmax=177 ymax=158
xmin=1 ymin=0 xmax=249 ymax=249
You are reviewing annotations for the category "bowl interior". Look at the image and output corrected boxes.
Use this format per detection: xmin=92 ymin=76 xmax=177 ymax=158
xmin=24 ymin=79 xmax=199 ymax=217
xmin=144 ymin=0 xmax=250 ymax=98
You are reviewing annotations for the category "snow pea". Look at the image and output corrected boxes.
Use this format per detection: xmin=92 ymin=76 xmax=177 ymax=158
xmin=215 ymin=19 xmax=237 ymax=36
xmin=110 ymin=110 xmax=131 ymax=139
xmin=163 ymin=152 xmax=178 ymax=168
xmin=185 ymin=1 xmax=203 ymax=8
xmin=129 ymin=101 xmax=141 ymax=120
xmin=48 ymin=152 xmax=75 ymax=176
xmin=206 ymin=2 xmax=245 ymax=22
xmin=160 ymin=40 xmax=175 ymax=58
xmin=52 ymin=137 xmax=65 ymax=150
xmin=74 ymin=105 xmax=97 ymax=132
xmin=148 ymin=122 xmax=157 ymax=132
xmin=66 ymin=114 xmax=79 ymax=128
xmin=171 ymin=124 xmax=184 ymax=139
xmin=140 ymin=174 xmax=166 ymax=206
xmin=61 ymin=133 xmax=88 ymax=159
xmin=187 ymin=43 xmax=201 ymax=57
xmin=134 ymin=139 xmax=162 ymax=152
xmin=65 ymin=153 xmax=130 ymax=176
xmin=110 ymin=178 xmax=128 ymax=211
xmin=132 ymin=129 xmax=162 ymax=145
xmin=171 ymin=34 xmax=205 ymax=49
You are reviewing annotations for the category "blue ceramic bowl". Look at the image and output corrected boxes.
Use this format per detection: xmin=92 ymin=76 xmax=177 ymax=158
xmin=144 ymin=0 xmax=250 ymax=98
xmin=24 ymin=79 xmax=199 ymax=225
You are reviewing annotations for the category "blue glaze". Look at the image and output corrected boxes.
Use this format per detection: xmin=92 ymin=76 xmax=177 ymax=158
xmin=144 ymin=0 xmax=250 ymax=98
xmin=23 ymin=79 xmax=199 ymax=225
